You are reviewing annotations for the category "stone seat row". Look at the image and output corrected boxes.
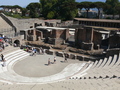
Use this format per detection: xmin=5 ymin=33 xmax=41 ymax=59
xmin=69 ymin=53 xmax=120 ymax=80
xmin=0 ymin=77 xmax=119 ymax=90
xmin=53 ymin=78 xmax=120 ymax=90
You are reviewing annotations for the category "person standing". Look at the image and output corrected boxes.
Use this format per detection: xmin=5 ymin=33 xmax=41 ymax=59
xmin=1 ymin=54 xmax=4 ymax=61
xmin=54 ymin=57 xmax=56 ymax=64
xmin=39 ymin=48 xmax=42 ymax=54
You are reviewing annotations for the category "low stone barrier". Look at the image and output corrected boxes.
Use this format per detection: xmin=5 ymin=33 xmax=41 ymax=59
xmin=46 ymin=50 xmax=53 ymax=55
xmin=64 ymin=53 xmax=69 ymax=58
xmin=56 ymin=52 xmax=63 ymax=57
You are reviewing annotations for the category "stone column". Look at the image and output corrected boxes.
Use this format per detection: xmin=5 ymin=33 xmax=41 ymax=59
xmin=65 ymin=29 xmax=69 ymax=40
xmin=25 ymin=31 xmax=28 ymax=40
xmin=75 ymin=28 xmax=78 ymax=46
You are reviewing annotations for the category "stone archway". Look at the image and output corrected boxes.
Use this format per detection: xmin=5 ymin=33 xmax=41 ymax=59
xmin=14 ymin=40 xmax=20 ymax=47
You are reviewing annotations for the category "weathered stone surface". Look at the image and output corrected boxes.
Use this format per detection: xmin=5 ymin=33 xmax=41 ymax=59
xmin=86 ymin=49 xmax=104 ymax=56
xmin=69 ymin=54 xmax=75 ymax=59
xmin=27 ymin=41 xmax=51 ymax=49
xmin=69 ymin=48 xmax=79 ymax=53
xmin=52 ymin=45 xmax=67 ymax=50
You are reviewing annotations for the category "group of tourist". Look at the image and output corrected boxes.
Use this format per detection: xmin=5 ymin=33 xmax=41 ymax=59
xmin=30 ymin=47 xmax=45 ymax=56
xmin=48 ymin=57 xmax=56 ymax=66
xmin=22 ymin=45 xmax=69 ymax=66
xmin=0 ymin=38 xmax=10 ymax=52
xmin=23 ymin=46 xmax=45 ymax=56
xmin=47 ymin=54 xmax=68 ymax=66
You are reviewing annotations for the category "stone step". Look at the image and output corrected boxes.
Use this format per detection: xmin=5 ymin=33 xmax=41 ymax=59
xmin=0 ymin=46 xmax=20 ymax=55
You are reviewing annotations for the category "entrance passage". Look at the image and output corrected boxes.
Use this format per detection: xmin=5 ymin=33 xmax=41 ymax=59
xmin=14 ymin=40 xmax=20 ymax=47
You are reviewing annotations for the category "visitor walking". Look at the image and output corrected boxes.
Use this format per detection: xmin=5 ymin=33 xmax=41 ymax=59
xmin=64 ymin=54 xmax=68 ymax=62
xmin=31 ymin=48 xmax=36 ymax=56
xmin=41 ymin=48 xmax=44 ymax=54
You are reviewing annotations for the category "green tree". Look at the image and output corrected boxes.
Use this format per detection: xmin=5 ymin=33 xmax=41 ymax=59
xmin=81 ymin=1 xmax=93 ymax=18
xmin=59 ymin=0 xmax=78 ymax=20
xmin=26 ymin=3 xmax=41 ymax=18
xmin=105 ymin=0 xmax=119 ymax=19
xmin=40 ymin=0 xmax=77 ymax=20
xmin=115 ymin=3 xmax=120 ymax=19
xmin=40 ymin=0 xmax=58 ymax=19
xmin=93 ymin=2 xmax=106 ymax=19
xmin=47 ymin=11 xmax=55 ymax=19
xmin=21 ymin=8 xmax=28 ymax=16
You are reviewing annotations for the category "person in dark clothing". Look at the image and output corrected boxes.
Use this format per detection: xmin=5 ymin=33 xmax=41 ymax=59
xmin=64 ymin=54 xmax=68 ymax=62
xmin=1 ymin=54 xmax=4 ymax=61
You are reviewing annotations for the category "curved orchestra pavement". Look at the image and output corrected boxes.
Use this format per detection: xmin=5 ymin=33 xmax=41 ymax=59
xmin=13 ymin=54 xmax=81 ymax=77
xmin=0 ymin=49 xmax=86 ymax=84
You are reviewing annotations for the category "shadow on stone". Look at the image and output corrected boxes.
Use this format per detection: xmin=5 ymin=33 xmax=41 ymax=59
xmin=60 ymin=61 xmax=65 ymax=63
xmin=44 ymin=64 xmax=49 ymax=66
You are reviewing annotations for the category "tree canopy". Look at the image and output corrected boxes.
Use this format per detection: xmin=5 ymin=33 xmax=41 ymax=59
xmin=93 ymin=2 xmax=106 ymax=19
xmin=1 ymin=0 xmax=120 ymax=20
xmin=0 ymin=5 xmax=22 ymax=9
xmin=81 ymin=1 xmax=94 ymax=18
xmin=115 ymin=2 xmax=120 ymax=19
xmin=26 ymin=3 xmax=41 ymax=18
xmin=105 ymin=0 xmax=119 ymax=18
xmin=40 ymin=0 xmax=77 ymax=20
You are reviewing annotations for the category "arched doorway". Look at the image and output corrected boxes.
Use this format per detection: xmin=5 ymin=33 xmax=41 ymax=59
xmin=14 ymin=40 xmax=20 ymax=47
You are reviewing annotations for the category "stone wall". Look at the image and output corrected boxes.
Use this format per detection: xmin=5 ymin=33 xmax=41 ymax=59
xmin=93 ymin=31 xmax=102 ymax=49
xmin=47 ymin=29 xmax=69 ymax=45
xmin=7 ymin=16 xmax=61 ymax=34
xmin=75 ymin=26 xmax=93 ymax=50
xmin=109 ymin=33 xmax=120 ymax=48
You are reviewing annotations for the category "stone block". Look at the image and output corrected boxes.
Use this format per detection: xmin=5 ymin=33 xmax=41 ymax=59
xmin=69 ymin=54 xmax=75 ymax=59
xmin=46 ymin=50 xmax=53 ymax=55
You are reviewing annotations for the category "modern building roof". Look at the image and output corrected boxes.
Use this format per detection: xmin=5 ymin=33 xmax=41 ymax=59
xmin=74 ymin=18 xmax=120 ymax=23
xmin=86 ymin=26 xmax=119 ymax=31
